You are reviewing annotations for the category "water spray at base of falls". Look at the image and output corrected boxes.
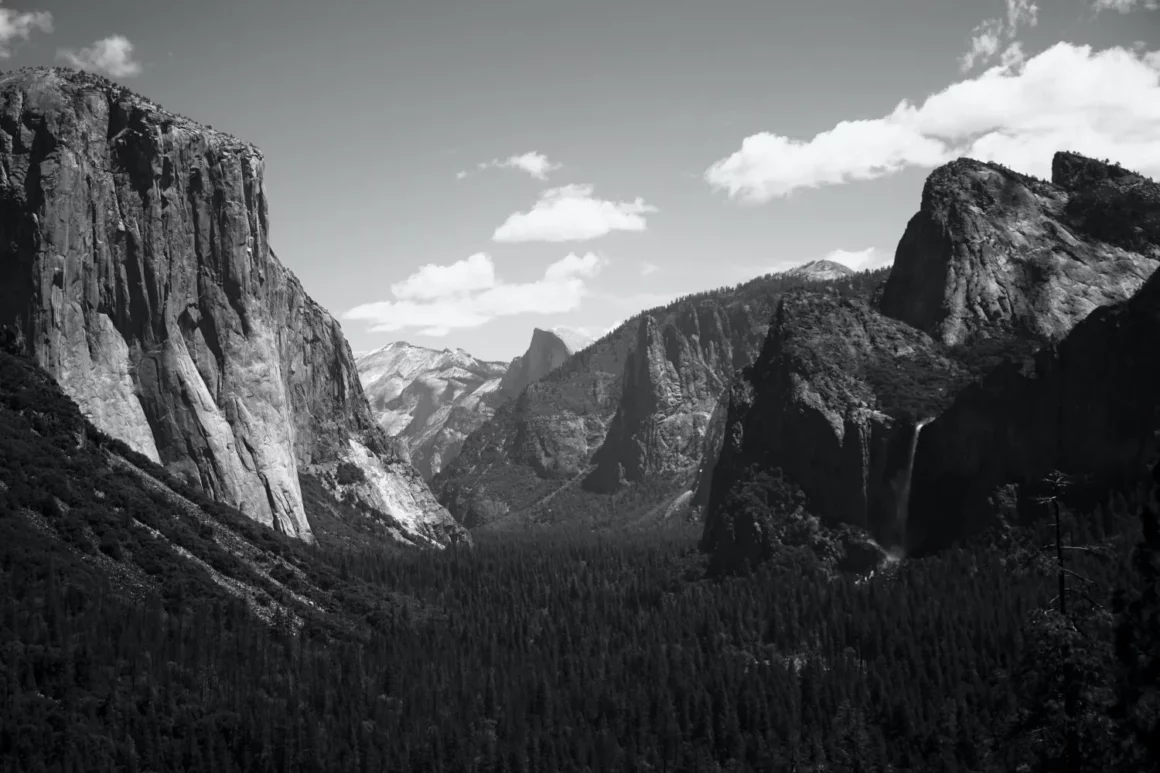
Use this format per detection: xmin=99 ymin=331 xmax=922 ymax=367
xmin=892 ymin=417 xmax=932 ymax=558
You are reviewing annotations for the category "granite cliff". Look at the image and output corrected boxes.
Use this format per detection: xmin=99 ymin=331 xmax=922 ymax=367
xmin=906 ymin=154 xmax=1160 ymax=554
xmin=699 ymin=291 xmax=964 ymax=569
xmin=434 ymin=269 xmax=884 ymax=529
xmin=583 ymin=302 xmax=770 ymax=493
xmin=881 ymin=154 xmax=1157 ymax=346
xmin=497 ymin=326 xmax=589 ymax=401
xmin=357 ymin=342 xmax=507 ymax=480
xmin=0 ymin=67 xmax=467 ymax=547
xmin=701 ymin=152 xmax=1160 ymax=571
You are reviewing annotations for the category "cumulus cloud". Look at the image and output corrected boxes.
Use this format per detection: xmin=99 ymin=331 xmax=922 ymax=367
xmin=705 ymin=42 xmax=1160 ymax=203
xmin=58 ymin=35 xmax=142 ymax=77
xmin=390 ymin=253 xmax=496 ymax=300
xmin=0 ymin=4 xmax=52 ymax=58
xmin=459 ymin=151 xmax=563 ymax=181
xmin=342 ymin=252 xmax=608 ymax=336
xmin=493 ymin=184 xmax=658 ymax=243
xmin=961 ymin=0 xmax=1038 ymax=72
xmin=1093 ymin=0 xmax=1158 ymax=12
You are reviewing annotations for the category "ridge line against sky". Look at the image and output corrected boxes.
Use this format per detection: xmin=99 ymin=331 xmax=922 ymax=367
xmin=0 ymin=0 xmax=1156 ymax=360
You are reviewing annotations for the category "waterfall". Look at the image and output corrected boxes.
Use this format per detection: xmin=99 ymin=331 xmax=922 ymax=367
xmin=893 ymin=418 xmax=931 ymax=558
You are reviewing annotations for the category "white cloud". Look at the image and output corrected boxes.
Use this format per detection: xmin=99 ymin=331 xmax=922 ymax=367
xmin=960 ymin=0 xmax=1038 ymax=73
xmin=342 ymin=252 xmax=608 ymax=336
xmin=1094 ymin=0 xmax=1158 ymax=12
xmin=58 ymin=35 xmax=142 ymax=77
xmin=390 ymin=252 xmax=497 ymax=300
xmin=999 ymin=41 xmax=1026 ymax=69
xmin=822 ymin=247 xmax=893 ymax=271
xmin=461 ymin=151 xmax=563 ymax=181
xmin=705 ymin=42 xmax=1160 ymax=203
xmin=0 ymin=5 xmax=52 ymax=58
xmin=960 ymin=19 xmax=1003 ymax=73
xmin=640 ymin=262 xmax=660 ymax=276
xmin=493 ymin=184 xmax=657 ymax=243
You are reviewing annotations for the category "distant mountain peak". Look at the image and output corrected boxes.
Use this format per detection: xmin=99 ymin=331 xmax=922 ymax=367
xmin=783 ymin=259 xmax=855 ymax=280
xmin=546 ymin=326 xmax=595 ymax=354
xmin=357 ymin=343 xmax=509 ymax=479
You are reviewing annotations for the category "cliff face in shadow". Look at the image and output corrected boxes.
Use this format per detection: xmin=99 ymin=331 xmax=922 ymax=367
xmin=497 ymin=327 xmax=586 ymax=402
xmin=582 ymin=302 xmax=769 ymax=493
xmin=699 ymin=292 xmax=963 ymax=570
xmin=433 ymin=270 xmax=886 ymax=530
xmin=702 ymin=152 xmax=1160 ymax=572
xmin=910 ymin=262 xmax=1160 ymax=555
xmin=0 ymin=67 xmax=467 ymax=548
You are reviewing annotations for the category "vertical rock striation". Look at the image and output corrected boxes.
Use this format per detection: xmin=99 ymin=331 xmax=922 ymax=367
xmin=583 ymin=301 xmax=767 ymax=492
xmin=0 ymin=67 xmax=467 ymax=546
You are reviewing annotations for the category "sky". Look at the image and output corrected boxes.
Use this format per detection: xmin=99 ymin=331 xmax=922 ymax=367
xmin=0 ymin=0 xmax=1157 ymax=361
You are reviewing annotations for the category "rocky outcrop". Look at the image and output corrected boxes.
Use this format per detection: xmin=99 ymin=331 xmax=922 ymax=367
xmin=497 ymin=327 xmax=587 ymax=401
xmin=0 ymin=67 xmax=467 ymax=547
xmin=433 ymin=270 xmax=881 ymax=529
xmin=909 ymin=260 xmax=1160 ymax=555
xmin=702 ymin=152 xmax=1160 ymax=571
xmin=880 ymin=155 xmax=1158 ymax=346
xmin=357 ymin=342 xmax=507 ymax=479
xmin=583 ymin=301 xmax=769 ymax=492
xmin=699 ymin=292 xmax=964 ymax=568
xmin=784 ymin=259 xmax=854 ymax=281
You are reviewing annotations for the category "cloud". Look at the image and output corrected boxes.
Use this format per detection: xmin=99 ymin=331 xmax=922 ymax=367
xmin=821 ymin=247 xmax=893 ymax=271
xmin=705 ymin=42 xmax=1160 ymax=203
xmin=493 ymin=184 xmax=658 ymax=243
xmin=460 ymin=151 xmax=563 ymax=181
xmin=342 ymin=252 xmax=608 ymax=336
xmin=640 ymin=262 xmax=660 ymax=276
xmin=961 ymin=0 xmax=1038 ymax=73
xmin=58 ymin=35 xmax=142 ymax=77
xmin=390 ymin=253 xmax=497 ymax=300
xmin=960 ymin=18 xmax=1003 ymax=73
xmin=0 ymin=5 xmax=52 ymax=58
xmin=1093 ymin=0 xmax=1158 ymax=12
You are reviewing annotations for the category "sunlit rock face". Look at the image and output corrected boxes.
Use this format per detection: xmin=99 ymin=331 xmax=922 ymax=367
xmin=881 ymin=154 xmax=1158 ymax=347
xmin=0 ymin=66 xmax=467 ymax=547
xmin=357 ymin=342 xmax=508 ymax=480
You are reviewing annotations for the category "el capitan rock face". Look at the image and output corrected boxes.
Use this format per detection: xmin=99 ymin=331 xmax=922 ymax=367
xmin=0 ymin=67 xmax=467 ymax=547
xmin=357 ymin=342 xmax=507 ymax=480
xmin=880 ymin=155 xmax=1158 ymax=346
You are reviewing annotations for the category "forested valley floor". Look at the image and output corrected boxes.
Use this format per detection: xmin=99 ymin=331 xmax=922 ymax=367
xmin=1 ymin=347 xmax=1158 ymax=772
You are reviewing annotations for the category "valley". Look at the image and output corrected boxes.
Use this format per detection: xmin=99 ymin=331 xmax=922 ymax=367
xmin=0 ymin=13 xmax=1158 ymax=771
